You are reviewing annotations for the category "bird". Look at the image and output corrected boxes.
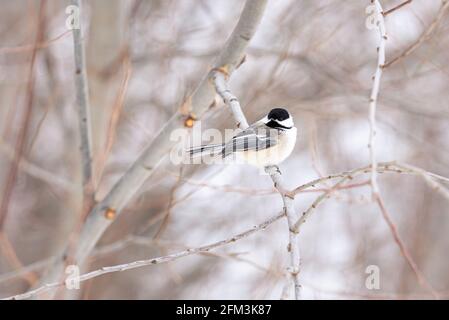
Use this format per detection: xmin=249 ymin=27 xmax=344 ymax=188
xmin=187 ymin=107 xmax=297 ymax=169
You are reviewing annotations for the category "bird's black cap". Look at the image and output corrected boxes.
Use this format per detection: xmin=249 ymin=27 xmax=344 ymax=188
xmin=268 ymin=108 xmax=290 ymax=121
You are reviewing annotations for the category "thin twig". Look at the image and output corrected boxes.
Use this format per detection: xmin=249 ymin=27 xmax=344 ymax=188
xmin=384 ymin=0 xmax=449 ymax=68
xmin=290 ymin=161 xmax=449 ymax=232
xmin=3 ymin=212 xmax=284 ymax=300
xmin=167 ymin=171 xmax=370 ymax=197
xmin=4 ymin=161 xmax=449 ymax=298
xmin=395 ymin=162 xmax=449 ymax=200
xmin=0 ymin=1 xmax=46 ymax=230
xmin=382 ymin=0 xmax=412 ymax=17
xmin=0 ymin=256 xmax=54 ymax=284
xmin=0 ymin=1 xmax=46 ymax=291
xmin=368 ymin=2 xmax=438 ymax=298
xmin=374 ymin=194 xmax=439 ymax=299
xmin=293 ymin=176 xmax=351 ymax=232
xmin=0 ymin=233 xmax=38 ymax=286
xmin=95 ymin=52 xmax=132 ymax=185
xmin=291 ymin=162 xmax=398 ymax=197
xmin=0 ymin=30 xmax=70 ymax=55
xmin=0 ymin=137 xmax=76 ymax=192
xmin=153 ymin=166 xmax=184 ymax=240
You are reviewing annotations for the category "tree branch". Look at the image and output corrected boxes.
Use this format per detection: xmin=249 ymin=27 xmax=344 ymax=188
xmin=212 ymin=70 xmax=301 ymax=299
xmin=3 ymin=212 xmax=284 ymax=300
xmin=5 ymin=160 xmax=449 ymax=299
xmin=384 ymin=0 xmax=449 ymax=68
xmin=37 ymin=0 xmax=268 ymax=290
xmin=72 ymin=0 xmax=94 ymax=204
xmin=367 ymin=2 xmax=438 ymax=299
xmin=0 ymin=1 xmax=45 ymax=230
xmin=382 ymin=0 xmax=412 ymax=17
xmin=269 ymin=170 xmax=302 ymax=299
xmin=374 ymin=194 xmax=439 ymax=299
xmin=368 ymin=0 xmax=387 ymax=198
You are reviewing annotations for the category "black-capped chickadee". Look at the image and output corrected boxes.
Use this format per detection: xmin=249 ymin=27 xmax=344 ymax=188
xmin=187 ymin=108 xmax=297 ymax=168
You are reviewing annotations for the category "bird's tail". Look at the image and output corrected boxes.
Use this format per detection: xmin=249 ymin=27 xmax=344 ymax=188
xmin=186 ymin=143 xmax=225 ymax=158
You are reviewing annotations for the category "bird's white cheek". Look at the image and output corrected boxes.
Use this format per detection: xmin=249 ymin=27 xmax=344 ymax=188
xmin=279 ymin=118 xmax=294 ymax=128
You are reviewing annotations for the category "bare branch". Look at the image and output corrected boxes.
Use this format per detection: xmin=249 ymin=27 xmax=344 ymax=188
xmin=95 ymin=53 xmax=132 ymax=184
xmin=368 ymin=0 xmax=387 ymax=197
xmin=292 ymin=162 xmax=449 ymax=196
xmin=3 ymin=0 xmax=449 ymax=300
xmin=0 ymin=137 xmax=76 ymax=192
xmin=36 ymin=0 xmax=268 ymax=292
xmin=293 ymin=176 xmax=350 ymax=232
xmin=212 ymin=69 xmax=301 ymax=299
xmin=0 ymin=2 xmax=45 ymax=230
xmin=367 ymin=3 xmax=438 ymax=298
xmin=394 ymin=162 xmax=449 ymax=200
xmin=268 ymin=170 xmax=302 ymax=299
xmin=3 ymin=212 xmax=284 ymax=300
xmin=374 ymin=194 xmax=439 ymax=299
xmin=72 ymin=0 xmax=95 ymax=204
xmin=5 ymin=159 xmax=449 ymax=299
xmin=384 ymin=0 xmax=449 ymax=68
xmin=212 ymin=70 xmax=250 ymax=129
xmin=291 ymin=161 xmax=449 ymax=233
xmin=383 ymin=0 xmax=412 ymax=17
xmin=0 ymin=30 xmax=70 ymax=55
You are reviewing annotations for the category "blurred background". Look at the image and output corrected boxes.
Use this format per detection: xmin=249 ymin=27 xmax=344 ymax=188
xmin=0 ymin=0 xmax=448 ymax=299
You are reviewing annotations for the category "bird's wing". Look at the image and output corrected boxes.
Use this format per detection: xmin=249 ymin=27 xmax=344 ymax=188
xmin=222 ymin=126 xmax=278 ymax=157
xmin=187 ymin=143 xmax=224 ymax=156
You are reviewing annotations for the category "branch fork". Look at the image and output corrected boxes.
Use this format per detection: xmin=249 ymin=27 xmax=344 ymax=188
xmin=212 ymin=69 xmax=302 ymax=299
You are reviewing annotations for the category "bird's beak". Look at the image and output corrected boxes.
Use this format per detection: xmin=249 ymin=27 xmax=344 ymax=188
xmin=259 ymin=116 xmax=269 ymax=124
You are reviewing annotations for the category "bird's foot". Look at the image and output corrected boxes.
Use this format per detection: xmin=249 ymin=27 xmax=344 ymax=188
xmin=264 ymin=165 xmax=282 ymax=176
